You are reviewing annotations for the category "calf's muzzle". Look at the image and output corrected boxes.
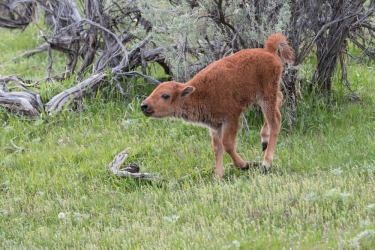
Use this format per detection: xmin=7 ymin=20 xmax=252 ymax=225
xmin=141 ymin=102 xmax=154 ymax=116
xmin=141 ymin=102 xmax=148 ymax=112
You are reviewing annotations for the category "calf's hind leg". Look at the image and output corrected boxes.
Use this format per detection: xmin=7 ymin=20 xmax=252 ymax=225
xmin=260 ymin=91 xmax=283 ymax=152
xmin=260 ymin=94 xmax=283 ymax=172
xmin=260 ymin=120 xmax=269 ymax=151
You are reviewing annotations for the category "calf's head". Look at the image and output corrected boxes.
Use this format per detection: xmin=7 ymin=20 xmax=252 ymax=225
xmin=141 ymin=81 xmax=195 ymax=118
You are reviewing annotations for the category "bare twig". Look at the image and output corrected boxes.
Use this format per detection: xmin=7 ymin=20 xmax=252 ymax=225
xmin=60 ymin=19 xmax=129 ymax=60
xmin=10 ymin=139 xmax=22 ymax=150
xmin=0 ymin=75 xmax=39 ymax=88
xmin=339 ymin=50 xmax=360 ymax=100
xmin=119 ymin=71 xmax=161 ymax=85
xmin=241 ymin=113 xmax=250 ymax=133
xmin=7 ymin=139 xmax=31 ymax=152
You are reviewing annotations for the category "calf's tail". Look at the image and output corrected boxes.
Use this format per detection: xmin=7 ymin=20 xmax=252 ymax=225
xmin=264 ymin=33 xmax=294 ymax=64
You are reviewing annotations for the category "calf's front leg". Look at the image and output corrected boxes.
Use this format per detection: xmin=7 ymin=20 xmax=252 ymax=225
xmin=221 ymin=120 xmax=249 ymax=170
xmin=210 ymin=128 xmax=224 ymax=178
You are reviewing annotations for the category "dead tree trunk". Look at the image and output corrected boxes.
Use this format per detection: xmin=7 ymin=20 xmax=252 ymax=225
xmin=313 ymin=5 xmax=357 ymax=98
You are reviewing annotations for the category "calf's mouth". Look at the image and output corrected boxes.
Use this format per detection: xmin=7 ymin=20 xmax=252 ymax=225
xmin=142 ymin=110 xmax=154 ymax=116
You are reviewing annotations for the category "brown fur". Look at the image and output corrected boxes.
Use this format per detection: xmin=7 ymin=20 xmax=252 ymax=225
xmin=141 ymin=33 xmax=294 ymax=178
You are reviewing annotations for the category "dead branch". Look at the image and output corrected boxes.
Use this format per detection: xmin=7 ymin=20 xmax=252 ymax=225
xmin=339 ymin=50 xmax=360 ymax=100
xmin=118 ymin=71 xmax=161 ymax=85
xmin=12 ymin=42 xmax=49 ymax=62
xmin=106 ymin=148 xmax=162 ymax=180
xmin=0 ymin=0 xmax=35 ymax=29
xmin=45 ymin=71 xmax=107 ymax=113
xmin=0 ymin=138 xmax=31 ymax=153
xmin=0 ymin=79 xmax=43 ymax=117
xmin=0 ymin=75 xmax=39 ymax=88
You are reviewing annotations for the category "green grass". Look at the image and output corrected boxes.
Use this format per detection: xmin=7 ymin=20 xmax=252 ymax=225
xmin=1 ymin=25 xmax=375 ymax=249
xmin=0 ymin=26 xmax=67 ymax=79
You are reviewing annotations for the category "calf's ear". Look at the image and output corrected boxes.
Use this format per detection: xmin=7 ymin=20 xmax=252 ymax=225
xmin=180 ymin=86 xmax=195 ymax=97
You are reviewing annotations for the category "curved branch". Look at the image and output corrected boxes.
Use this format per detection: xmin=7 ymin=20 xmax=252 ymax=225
xmin=60 ymin=19 xmax=129 ymax=61
xmin=294 ymin=12 xmax=361 ymax=66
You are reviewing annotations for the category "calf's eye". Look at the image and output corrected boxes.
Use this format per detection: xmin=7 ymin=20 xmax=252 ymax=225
xmin=161 ymin=94 xmax=170 ymax=100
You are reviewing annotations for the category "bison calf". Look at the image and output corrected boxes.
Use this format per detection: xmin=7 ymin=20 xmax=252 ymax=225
xmin=141 ymin=33 xmax=294 ymax=178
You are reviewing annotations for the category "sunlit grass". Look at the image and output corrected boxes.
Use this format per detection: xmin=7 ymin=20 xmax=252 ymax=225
xmin=1 ymin=25 xmax=375 ymax=249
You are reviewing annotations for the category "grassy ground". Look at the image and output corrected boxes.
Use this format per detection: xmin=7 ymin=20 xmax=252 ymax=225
xmin=1 ymin=26 xmax=375 ymax=249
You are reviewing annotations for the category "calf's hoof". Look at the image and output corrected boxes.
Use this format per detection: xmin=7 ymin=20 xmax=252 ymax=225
xmin=209 ymin=166 xmax=224 ymax=178
xmin=262 ymin=142 xmax=268 ymax=151
xmin=230 ymin=161 xmax=260 ymax=170
xmin=209 ymin=166 xmax=216 ymax=173
xmin=241 ymin=162 xmax=250 ymax=170
xmin=215 ymin=171 xmax=224 ymax=179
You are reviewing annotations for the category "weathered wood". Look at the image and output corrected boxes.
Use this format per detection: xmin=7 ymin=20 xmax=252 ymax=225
xmin=0 ymin=0 xmax=34 ymax=29
xmin=0 ymin=75 xmax=38 ymax=88
xmin=45 ymin=72 xmax=107 ymax=113
xmin=106 ymin=148 xmax=161 ymax=180
xmin=0 ymin=76 xmax=43 ymax=116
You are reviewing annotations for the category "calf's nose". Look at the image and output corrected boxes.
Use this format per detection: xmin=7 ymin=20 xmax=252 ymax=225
xmin=141 ymin=103 xmax=148 ymax=112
